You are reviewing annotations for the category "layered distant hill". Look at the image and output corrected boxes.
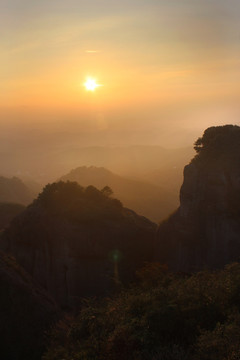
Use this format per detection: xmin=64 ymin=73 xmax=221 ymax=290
xmin=140 ymin=166 xmax=185 ymax=199
xmin=0 ymin=145 xmax=193 ymax=185
xmin=61 ymin=145 xmax=194 ymax=177
xmin=59 ymin=166 xmax=176 ymax=222
xmin=0 ymin=176 xmax=33 ymax=205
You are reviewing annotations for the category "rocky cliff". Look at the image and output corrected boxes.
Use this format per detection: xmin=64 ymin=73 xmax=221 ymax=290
xmin=1 ymin=182 xmax=156 ymax=308
xmin=156 ymin=125 xmax=240 ymax=271
xmin=0 ymin=251 xmax=59 ymax=360
xmin=0 ymin=202 xmax=25 ymax=230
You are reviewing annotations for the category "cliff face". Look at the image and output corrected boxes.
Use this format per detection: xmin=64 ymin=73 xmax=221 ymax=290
xmin=0 ymin=202 xmax=25 ymax=230
xmin=156 ymin=125 xmax=240 ymax=271
xmin=1 ymin=182 xmax=156 ymax=308
xmin=0 ymin=251 xmax=59 ymax=360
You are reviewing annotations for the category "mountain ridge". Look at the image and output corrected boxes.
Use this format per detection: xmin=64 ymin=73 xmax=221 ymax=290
xmin=59 ymin=165 xmax=176 ymax=222
xmin=1 ymin=181 xmax=156 ymax=308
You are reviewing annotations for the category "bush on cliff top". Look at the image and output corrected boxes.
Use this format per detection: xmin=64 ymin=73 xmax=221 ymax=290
xmin=193 ymin=125 xmax=240 ymax=165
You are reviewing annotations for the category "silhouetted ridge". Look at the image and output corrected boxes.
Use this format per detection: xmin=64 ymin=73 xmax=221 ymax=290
xmin=35 ymin=181 xmax=123 ymax=223
xmin=1 ymin=181 xmax=156 ymax=308
xmin=59 ymin=166 xmax=176 ymax=222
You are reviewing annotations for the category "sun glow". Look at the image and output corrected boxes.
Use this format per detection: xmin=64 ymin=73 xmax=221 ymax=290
xmin=84 ymin=78 xmax=100 ymax=91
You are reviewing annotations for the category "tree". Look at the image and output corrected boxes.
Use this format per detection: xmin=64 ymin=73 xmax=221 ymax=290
xmin=193 ymin=125 xmax=240 ymax=157
xmin=101 ymin=186 xmax=113 ymax=197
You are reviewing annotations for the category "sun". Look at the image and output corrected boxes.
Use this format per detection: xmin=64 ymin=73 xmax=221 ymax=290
xmin=84 ymin=77 xmax=100 ymax=91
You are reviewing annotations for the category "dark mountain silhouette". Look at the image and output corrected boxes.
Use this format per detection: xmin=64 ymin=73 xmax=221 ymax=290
xmin=1 ymin=181 xmax=156 ymax=308
xmin=0 ymin=250 xmax=59 ymax=360
xmin=155 ymin=125 xmax=240 ymax=271
xmin=0 ymin=176 xmax=33 ymax=205
xmin=59 ymin=166 xmax=176 ymax=222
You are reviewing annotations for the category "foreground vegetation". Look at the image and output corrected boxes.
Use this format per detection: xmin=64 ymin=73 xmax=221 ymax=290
xmin=43 ymin=262 xmax=240 ymax=360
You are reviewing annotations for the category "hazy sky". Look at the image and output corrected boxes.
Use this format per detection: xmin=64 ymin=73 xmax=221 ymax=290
xmin=1 ymin=0 xmax=240 ymax=150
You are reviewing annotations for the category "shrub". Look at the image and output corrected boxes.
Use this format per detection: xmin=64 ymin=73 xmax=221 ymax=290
xmin=44 ymin=263 xmax=240 ymax=360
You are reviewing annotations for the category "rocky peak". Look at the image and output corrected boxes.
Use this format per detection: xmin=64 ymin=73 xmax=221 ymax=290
xmin=155 ymin=125 xmax=240 ymax=271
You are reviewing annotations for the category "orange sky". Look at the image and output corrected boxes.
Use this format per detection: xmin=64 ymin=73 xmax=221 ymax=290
xmin=1 ymin=0 xmax=240 ymax=148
